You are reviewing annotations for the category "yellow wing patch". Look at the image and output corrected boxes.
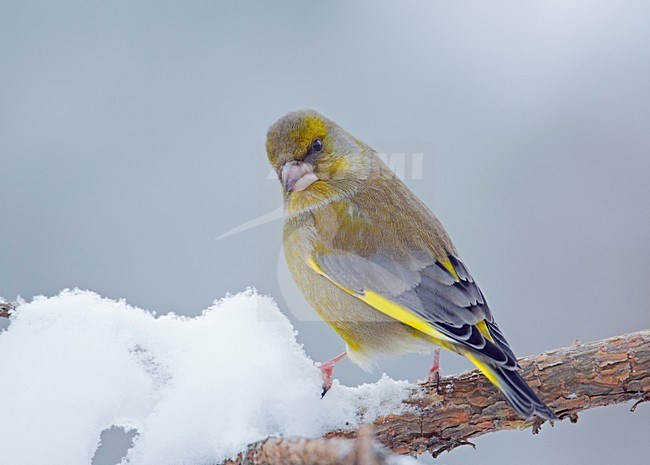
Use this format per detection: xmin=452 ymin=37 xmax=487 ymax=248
xmin=463 ymin=351 xmax=503 ymax=388
xmin=308 ymin=257 xmax=454 ymax=348
xmin=476 ymin=320 xmax=494 ymax=343
xmin=438 ymin=259 xmax=460 ymax=281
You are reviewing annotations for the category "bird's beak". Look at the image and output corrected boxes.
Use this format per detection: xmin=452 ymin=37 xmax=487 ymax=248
xmin=281 ymin=161 xmax=319 ymax=193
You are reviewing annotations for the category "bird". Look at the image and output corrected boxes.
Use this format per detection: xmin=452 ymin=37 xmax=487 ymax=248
xmin=265 ymin=109 xmax=556 ymax=420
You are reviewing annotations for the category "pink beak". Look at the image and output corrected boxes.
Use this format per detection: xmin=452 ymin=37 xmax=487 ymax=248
xmin=281 ymin=161 xmax=319 ymax=193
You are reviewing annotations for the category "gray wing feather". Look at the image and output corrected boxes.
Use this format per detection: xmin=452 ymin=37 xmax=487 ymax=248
xmin=317 ymin=252 xmax=420 ymax=296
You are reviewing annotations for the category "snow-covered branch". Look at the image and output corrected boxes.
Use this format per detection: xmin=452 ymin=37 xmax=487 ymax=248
xmin=230 ymin=330 xmax=649 ymax=463
xmin=1 ymin=294 xmax=647 ymax=465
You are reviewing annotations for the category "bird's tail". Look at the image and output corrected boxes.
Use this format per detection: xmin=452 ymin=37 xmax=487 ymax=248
xmin=464 ymin=352 xmax=556 ymax=420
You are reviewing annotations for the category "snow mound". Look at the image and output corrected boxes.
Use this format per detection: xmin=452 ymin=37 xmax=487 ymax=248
xmin=0 ymin=289 xmax=412 ymax=465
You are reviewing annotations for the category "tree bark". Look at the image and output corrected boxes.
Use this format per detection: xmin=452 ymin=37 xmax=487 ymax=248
xmin=224 ymin=426 xmax=405 ymax=465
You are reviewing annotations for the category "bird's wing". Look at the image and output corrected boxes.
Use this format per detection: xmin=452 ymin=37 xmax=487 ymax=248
xmin=310 ymin=251 xmax=519 ymax=369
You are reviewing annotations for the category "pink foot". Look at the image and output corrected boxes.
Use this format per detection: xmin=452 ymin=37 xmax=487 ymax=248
xmin=318 ymin=352 xmax=346 ymax=397
xmin=427 ymin=349 xmax=442 ymax=392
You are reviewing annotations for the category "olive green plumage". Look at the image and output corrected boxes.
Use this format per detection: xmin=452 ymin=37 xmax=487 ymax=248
xmin=266 ymin=109 xmax=555 ymax=420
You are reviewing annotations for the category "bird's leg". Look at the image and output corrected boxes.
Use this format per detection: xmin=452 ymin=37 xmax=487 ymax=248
xmin=427 ymin=348 xmax=442 ymax=393
xmin=318 ymin=352 xmax=346 ymax=398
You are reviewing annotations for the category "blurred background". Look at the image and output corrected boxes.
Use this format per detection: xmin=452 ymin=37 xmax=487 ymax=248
xmin=1 ymin=1 xmax=649 ymax=464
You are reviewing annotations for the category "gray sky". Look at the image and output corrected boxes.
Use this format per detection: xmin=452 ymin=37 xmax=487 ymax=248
xmin=1 ymin=1 xmax=649 ymax=464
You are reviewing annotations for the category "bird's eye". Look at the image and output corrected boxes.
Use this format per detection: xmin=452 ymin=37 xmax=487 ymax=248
xmin=311 ymin=138 xmax=323 ymax=153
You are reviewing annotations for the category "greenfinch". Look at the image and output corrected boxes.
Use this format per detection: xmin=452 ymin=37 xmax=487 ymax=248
xmin=266 ymin=110 xmax=556 ymax=420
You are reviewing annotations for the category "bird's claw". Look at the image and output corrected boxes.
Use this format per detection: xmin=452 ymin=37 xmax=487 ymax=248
xmin=319 ymin=362 xmax=335 ymax=397
xmin=318 ymin=352 xmax=346 ymax=398
xmin=321 ymin=381 xmax=332 ymax=398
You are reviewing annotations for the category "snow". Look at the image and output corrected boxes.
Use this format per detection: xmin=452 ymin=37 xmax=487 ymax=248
xmin=0 ymin=289 xmax=413 ymax=465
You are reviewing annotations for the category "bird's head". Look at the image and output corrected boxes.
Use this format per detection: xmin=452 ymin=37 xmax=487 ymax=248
xmin=266 ymin=110 xmax=372 ymax=213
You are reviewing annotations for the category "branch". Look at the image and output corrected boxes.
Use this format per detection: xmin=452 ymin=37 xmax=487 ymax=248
xmin=225 ymin=426 xmax=407 ymax=465
xmin=230 ymin=330 xmax=649 ymax=463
